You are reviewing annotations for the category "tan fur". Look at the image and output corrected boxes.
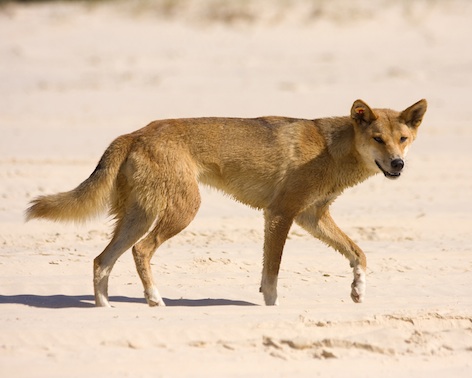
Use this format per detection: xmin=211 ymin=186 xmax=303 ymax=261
xmin=26 ymin=99 xmax=427 ymax=307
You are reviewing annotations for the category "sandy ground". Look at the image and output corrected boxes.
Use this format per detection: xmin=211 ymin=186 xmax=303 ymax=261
xmin=1 ymin=0 xmax=471 ymax=376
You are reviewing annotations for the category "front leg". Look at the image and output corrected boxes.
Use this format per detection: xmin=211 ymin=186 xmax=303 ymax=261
xmin=260 ymin=210 xmax=294 ymax=306
xmin=295 ymin=206 xmax=367 ymax=303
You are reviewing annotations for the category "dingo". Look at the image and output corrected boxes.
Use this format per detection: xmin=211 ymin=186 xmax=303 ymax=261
xmin=26 ymin=99 xmax=427 ymax=307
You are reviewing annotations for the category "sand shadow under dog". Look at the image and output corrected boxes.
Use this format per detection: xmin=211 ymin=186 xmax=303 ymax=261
xmin=0 ymin=294 xmax=257 ymax=308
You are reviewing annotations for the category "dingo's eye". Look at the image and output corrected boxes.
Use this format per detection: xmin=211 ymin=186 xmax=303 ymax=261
xmin=400 ymin=136 xmax=408 ymax=143
xmin=373 ymin=137 xmax=385 ymax=144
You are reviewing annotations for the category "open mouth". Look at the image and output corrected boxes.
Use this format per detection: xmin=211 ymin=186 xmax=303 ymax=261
xmin=375 ymin=161 xmax=401 ymax=179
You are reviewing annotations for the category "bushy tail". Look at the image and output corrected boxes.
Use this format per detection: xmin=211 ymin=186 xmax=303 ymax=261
xmin=26 ymin=135 xmax=133 ymax=223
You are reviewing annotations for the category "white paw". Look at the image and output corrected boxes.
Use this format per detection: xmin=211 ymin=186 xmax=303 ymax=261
xmin=145 ymin=287 xmax=166 ymax=307
xmin=95 ymin=294 xmax=112 ymax=308
xmin=260 ymin=284 xmax=279 ymax=306
xmin=350 ymin=266 xmax=366 ymax=303
xmin=264 ymin=294 xmax=279 ymax=306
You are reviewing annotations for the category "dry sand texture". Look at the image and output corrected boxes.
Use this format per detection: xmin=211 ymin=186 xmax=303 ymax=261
xmin=1 ymin=1 xmax=471 ymax=377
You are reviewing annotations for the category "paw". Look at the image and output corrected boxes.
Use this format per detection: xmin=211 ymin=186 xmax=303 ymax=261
xmin=145 ymin=287 xmax=166 ymax=307
xmin=95 ymin=299 xmax=112 ymax=308
xmin=350 ymin=266 xmax=366 ymax=303
xmin=147 ymin=298 xmax=166 ymax=307
xmin=350 ymin=284 xmax=364 ymax=303
xmin=260 ymin=285 xmax=279 ymax=306
xmin=264 ymin=294 xmax=279 ymax=306
xmin=95 ymin=292 xmax=112 ymax=308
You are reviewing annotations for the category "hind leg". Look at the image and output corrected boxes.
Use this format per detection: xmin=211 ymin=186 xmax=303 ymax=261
xmin=132 ymin=234 xmax=166 ymax=307
xmin=132 ymin=177 xmax=201 ymax=307
xmin=93 ymin=203 xmax=155 ymax=307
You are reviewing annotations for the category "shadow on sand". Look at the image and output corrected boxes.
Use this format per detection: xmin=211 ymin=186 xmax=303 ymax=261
xmin=0 ymin=294 xmax=257 ymax=308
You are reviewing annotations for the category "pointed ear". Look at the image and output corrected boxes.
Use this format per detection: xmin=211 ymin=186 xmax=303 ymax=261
xmin=351 ymin=99 xmax=377 ymax=126
xmin=400 ymin=99 xmax=427 ymax=128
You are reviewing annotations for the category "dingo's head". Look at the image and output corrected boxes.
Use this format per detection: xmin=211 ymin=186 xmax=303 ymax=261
xmin=351 ymin=99 xmax=427 ymax=179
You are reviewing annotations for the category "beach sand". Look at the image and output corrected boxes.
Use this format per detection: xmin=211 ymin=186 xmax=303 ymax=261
xmin=1 ymin=1 xmax=471 ymax=376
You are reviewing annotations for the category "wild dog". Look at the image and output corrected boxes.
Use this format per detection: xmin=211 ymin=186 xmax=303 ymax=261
xmin=26 ymin=99 xmax=427 ymax=307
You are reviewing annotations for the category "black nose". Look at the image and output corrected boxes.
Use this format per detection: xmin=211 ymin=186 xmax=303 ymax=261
xmin=391 ymin=158 xmax=404 ymax=171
